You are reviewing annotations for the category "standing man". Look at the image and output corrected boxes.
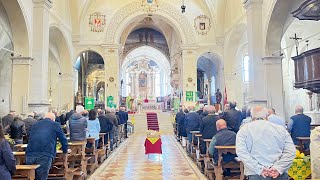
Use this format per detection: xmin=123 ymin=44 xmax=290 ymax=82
xmin=287 ymin=105 xmax=311 ymax=147
xmin=68 ymin=105 xmax=87 ymax=141
xmin=267 ymin=108 xmax=286 ymax=128
xmin=2 ymin=110 xmax=15 ymax=133
xmin=236 ymin=106 xmax=296 ymax=179
xmin=184 ymin=106 xmax=201 ymax=153
xmin=222 ymin=101 xmax=241 ymax=133
xmin=118 ymin=106 xmax=129 ymax=138
xmin=26 ymin=113 xmax=68 ymax=180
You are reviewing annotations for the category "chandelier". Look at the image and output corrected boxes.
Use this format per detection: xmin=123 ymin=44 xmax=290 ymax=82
xmin=141 ymin=0 xmax=159 ymax=13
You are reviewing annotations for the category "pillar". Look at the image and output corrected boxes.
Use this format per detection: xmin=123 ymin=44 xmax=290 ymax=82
xmin=103 ymin=45 xmax=120 ymax=107
xmin=262 ymin=56 xmax=285 ymax=118
xmin=180 ymin=45 xmax=198 ymax=107
xmin=60 ymin=73 xmax=74 ymax=111
xmin=29 ymin=0 xmax=53 ymax=112
xmin=208 ymin=78 xmax=212 ymax=105
xmin=11 ymin=57 xmax=33 ymax=114
xmin=243 ymin=0 xmax=267 ymax=105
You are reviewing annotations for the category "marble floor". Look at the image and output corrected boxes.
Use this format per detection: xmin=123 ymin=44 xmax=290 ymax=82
xmin=89 ymin=133 xmax=206 ymax=180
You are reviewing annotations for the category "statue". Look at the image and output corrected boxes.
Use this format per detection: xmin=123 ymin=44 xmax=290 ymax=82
xmin=98 ymin=87 xmax=105 ymax=101
xmin=76 ymin=86 xmax=82 ymax=104
xmin=215 ymin=89 xmax=222 ymax=104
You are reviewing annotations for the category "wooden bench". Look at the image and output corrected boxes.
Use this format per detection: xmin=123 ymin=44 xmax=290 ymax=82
xmin=85 ymin=137 xmax=98 ymax=174
xmin=68 ymin=141 xmax=87 ymax=179
xmin=203 ymin=139 xmax=215 ymax=180
xmin=12 ymin=165 xmax=40 ymax=180
xmin=213 ymin=146 xmax=244 ymax=180
xmin=195 ymin=134 xmax=204 ymax=168
xmin=48 ymin=153 xmax=77 ymax=180
xmin=189 ymin=131 xmax=200 ymax=158
xmin=97 ymin=133 xmax=107 ymax=163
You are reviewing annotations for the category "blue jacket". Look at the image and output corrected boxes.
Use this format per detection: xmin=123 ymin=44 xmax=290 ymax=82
xmin=184 ymin=112 xmax=201 ymax=132
xmin=289 ymin=114 xmax=311 ymax=145
xmin=0 ymin=140 xmax=15 ymax=180
xmin=118 ymin=110 xmax=128 ymax=124
xmin=26 ymin=119 xmax=68 ymax=159
xmin=69 ymin=113 xmax=87 ymax=141
xmin=176 ymin=111 xmax=187 ymax=137
xmin=86 ymin=119 xmax=101 ymax=140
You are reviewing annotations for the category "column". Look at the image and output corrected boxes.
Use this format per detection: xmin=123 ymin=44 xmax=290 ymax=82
xmin=29 ymin=0 xmax=53 ymax=112
xmin=147 ymin=72 xmax=152 ymax=98
xmin=262 ymin=56 xmax=285 ymax=118
xmin=152 ymin=73 xmax=156 ymax=97
xmin=180 ymin=45 xmax=198 ymax=106
xmin=103 ymin=45 xmax=120 ymax=107
xmin=134 ymin=71 xmax=139 ymax=98
xmin=243 ymin=0 xmax=267 ymax=105
xmin=60 ymin=73 xmax=74 ymax=111
xmin=208 ymin=78 xmax=212 ymax=105
xmin=11 ymin=57 xmax=33 ymax=114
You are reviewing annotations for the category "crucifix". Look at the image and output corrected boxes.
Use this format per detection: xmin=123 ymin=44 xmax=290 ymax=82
xmin=290 ymin=33 xmax=302 ymax=56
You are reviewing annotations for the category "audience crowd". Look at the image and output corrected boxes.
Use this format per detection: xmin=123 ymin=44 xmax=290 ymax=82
xmin=175 ymin=101 xmax=311 ymax=179
xmin=0 ymin=105 xmax=129 ymax=180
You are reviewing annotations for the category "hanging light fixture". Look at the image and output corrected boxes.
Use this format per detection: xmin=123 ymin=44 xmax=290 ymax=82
xmin=141 ymin=0 xmax=159 ymax=13
xmin=181 ymin=0 xmax=186 ymax=13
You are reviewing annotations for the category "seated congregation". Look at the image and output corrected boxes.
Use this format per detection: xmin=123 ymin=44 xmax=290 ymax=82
xmin=0 ymin=105 xmax=129 ymax=180
xmin=175 ymin=102 xmax=312 ymax=180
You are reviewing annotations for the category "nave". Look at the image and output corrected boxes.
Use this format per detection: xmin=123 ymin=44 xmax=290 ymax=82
xmin=89 ymin=133 xmax=206 ymax=180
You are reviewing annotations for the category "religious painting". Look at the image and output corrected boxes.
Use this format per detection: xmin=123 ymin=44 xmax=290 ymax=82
xmin=139 ymin=72 xmax=147 ymax=87
xmin=89 ymin=12 xmax=106 ymax=32
xmin=194 ymin=15 xmax=211 ymax=35
xmin=96 ymin=81 xmax=105 ymax=101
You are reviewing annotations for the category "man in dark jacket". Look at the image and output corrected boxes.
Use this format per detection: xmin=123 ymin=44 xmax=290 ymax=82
xmin=66 ymin=110 xmax=74 ymax=122
xmin=98 ymin=110 xmax=114 ymax=145
xmin=24 ymin=113 xmax=37 ymax=136
xmin=59 ymin=111 xmax=67 ymax=125
xmin=26 ymin=113 xmax=68 ymax=180
xmin=222 ymin=101 xmax=241 ymax=133
xmin=200 ymin=106 xmax=219 ymax=154
xmin=175 ymin=107 xmax=185 ymax=137
xmin=288 ymin=105 xmax=311 ymax=148
xmin=184 ymin=106 xmax=201 ymax=152
xmin=200 ymin=105 xmax=208 ymax=119
xmin=10 ymin=116 xmax=26 ymax=144
xmin=68 ymin=106 xmax=87 ymax=141
xmin=106 ymin=108 xmax=118 ymax=149
xmin=196 ymin=104 xmax=204 ymax=115
xmin=1 ymin=110 xmax=15 ymax=133
xmin=118 ymin=106 xmax=129 ymax=138
xmin=0 ymin=124 xmax=16 ymax=180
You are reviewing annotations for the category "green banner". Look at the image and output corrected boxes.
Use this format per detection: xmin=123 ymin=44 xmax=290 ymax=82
xmin=107 ymin=96 xmax=114 ymax=108
xmin=173 ymin=97 xmax=180 ymax=112
xmin=186 ymin=91 xmax=194 ymax=101
xmin=85 ymin=97 xmax=95 ymax=110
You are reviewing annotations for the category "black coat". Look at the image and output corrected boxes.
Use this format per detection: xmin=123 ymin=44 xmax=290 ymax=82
xmin=1 ymin=114 xmax=13 ymax=133
xmin=175 ymin=111 xmax=186 ymax=137
xmin=98 ymin=115 xmax=113 ymax=133
xmin=0 ymin=140 xmax=16 ymax=179
xmin=118 ymin=110 xmax=128 ymax=124
xmin=184 ymin=112 xmax=201 ymax=133
xmin=222 ymin=108 xmax=241 ymax=133
xmin=10 ymin=120 xmax=26 ymax=139
xmin=200 ymin=114 xmax=219 ymax=139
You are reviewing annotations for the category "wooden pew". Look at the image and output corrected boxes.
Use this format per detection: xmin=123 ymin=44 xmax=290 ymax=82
xmin=195 ymin=134 xmax=204 ymax=168
xmin=203 ymin=139 xmax=215 ymax=180
xmin=13 ymin=151 xmax=26 ymax=165
xmin=12 ymin=165 xmax=40 ymax=180
xmin=85 ymin=137 xmax=98 ymax=174
xmin=189 ymin=131 xmax=200 ymax=158
xmin=68 ymin=141 xmax=88 ymax=179
xmin=213 ymin=146 xmax=244 ymax=180
xmin=48 ymin=153 xmax=77 ymax=180
xmin=97 ymin=133 xmax=107 ymax=163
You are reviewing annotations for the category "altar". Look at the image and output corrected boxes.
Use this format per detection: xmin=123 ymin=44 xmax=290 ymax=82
xmin=141 ymin=102 xmax=163 ymax=113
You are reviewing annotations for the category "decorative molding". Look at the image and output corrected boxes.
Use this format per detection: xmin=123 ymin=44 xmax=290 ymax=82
xmin=11 ymin=57 xmax=33 ymax=65
xmin=292 ymin=0 xmax=320 ymax=21
xmin=105 ymin=1 xmax=196 ymax=45
xmin=194 ymin=15 xmax=211 ymax=35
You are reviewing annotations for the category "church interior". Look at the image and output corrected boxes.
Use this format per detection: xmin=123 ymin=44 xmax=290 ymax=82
xmin=0 ymin=0 xmax=320 ymax=179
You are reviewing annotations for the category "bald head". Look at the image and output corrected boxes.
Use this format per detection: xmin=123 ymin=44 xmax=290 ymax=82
xmin=45 ymin=112 xmax=56 ymax=121
xmin=207 ymin=106 xmax=216 ymax=114
xmin=216 ymin=119 xmax=227 ymax=131
xmin=295 ymin=105 xmax=304 ymax=114
xmin=251 ymin=106 xmax=268 ymax=120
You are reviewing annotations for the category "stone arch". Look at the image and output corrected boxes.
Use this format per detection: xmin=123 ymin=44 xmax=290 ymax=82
xmin=73 ymin=48 xmax=104 ymax=65
xmin=104 ymin=1 xmax=196 ymax=45
xmin=264 ymin=0 xmax=301 ymax=56
xmin=1 ymin=0 xmax=30 ymax=56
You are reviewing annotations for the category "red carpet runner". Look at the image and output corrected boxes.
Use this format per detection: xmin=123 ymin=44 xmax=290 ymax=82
xmin=146 ymin=112 xmax=159 ymax=131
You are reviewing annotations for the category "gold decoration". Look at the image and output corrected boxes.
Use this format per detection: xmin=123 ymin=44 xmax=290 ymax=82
xmin=109 ymin=77 xmax=115 ymax=82
xmin=194 ymin=15 xmax=211 ymax=35
xmin=141 ymin=0 xmax=159 ymax=13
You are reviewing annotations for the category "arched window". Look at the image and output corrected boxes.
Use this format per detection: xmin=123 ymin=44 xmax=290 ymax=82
xmin=243 ymin=55 xmax=249 ymax=82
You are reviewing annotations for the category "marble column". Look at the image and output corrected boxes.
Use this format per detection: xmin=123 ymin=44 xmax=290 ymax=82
xmin=60 ymin=73 xmax=74 ymax=111
xmin=180 ymin=45 xmax=198 ymax=106
xmin=11 ymin=57 xmax=33 ymax=114
xmin=29 ymin=0 xmax=52 ymax=112
xmin=262 ymin=56 xmax=285 ymax=118
xmin=243 ymin=0 xmax=267 ymax=105
xmin=103 ymin=45 xmax=120 ymax=107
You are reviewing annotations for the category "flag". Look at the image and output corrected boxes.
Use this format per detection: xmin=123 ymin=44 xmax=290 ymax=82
xmin=224 ymin=86 xmax=228 ymax=105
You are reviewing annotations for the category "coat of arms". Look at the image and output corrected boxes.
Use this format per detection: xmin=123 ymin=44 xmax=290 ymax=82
xmin=89 ymin=12 xmax=106 ymax=32
xmin=194 ymin=15 xmax=211 ymax=35
xmin=141 ymin=0 xmax=159 ymax=13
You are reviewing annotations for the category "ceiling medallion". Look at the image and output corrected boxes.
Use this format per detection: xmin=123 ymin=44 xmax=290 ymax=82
xmin=89 ymin=12 xmax=106 ymax=32
xmin=194 ymin=15 xmax=211 ymax=35
xmin=141 ymin=0 xmax=159 ymax=13
xmin=109 ymin=77 xmax=115 ymax=82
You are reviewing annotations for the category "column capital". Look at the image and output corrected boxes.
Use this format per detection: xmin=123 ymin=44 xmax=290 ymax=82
xmin=262 ymin=56 xmax=283 ymax=65
xmin=179 ymin=45 xmax=199 ymax=54
xmin=33 ymin=0 xmax=53 ymax=9
xmin=11 ymin=57 xmax=33 ymax=65
xmin=243 ymin=0 xmax=263 ymax=9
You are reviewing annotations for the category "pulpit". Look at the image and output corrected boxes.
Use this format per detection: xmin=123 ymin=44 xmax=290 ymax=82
xmin=292 ymin=48 xmax=320 ymax=93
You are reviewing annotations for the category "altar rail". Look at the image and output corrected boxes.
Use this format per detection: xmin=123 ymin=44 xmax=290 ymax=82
xmin=141 ymin=103 xmax=163 ymax=112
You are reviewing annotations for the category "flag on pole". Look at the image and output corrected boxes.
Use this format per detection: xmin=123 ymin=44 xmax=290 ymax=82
xmin=224 ymin=86 xmax=228 ymax=105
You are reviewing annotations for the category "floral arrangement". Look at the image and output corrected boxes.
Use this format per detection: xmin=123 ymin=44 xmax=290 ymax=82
xmin=146 ymin=130 xmax=161 ymax=138
xmin=295 ymin=150 xmax=310 ymax=162
xmin=4 ymin=134 xmax=15 ymax=145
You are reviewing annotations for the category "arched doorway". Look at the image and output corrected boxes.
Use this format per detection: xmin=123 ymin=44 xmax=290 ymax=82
xmin=74 ymin=51 xmax=105 ymax=109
